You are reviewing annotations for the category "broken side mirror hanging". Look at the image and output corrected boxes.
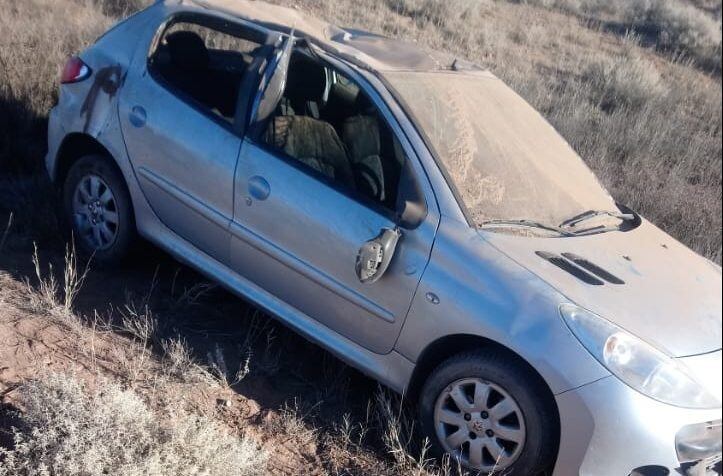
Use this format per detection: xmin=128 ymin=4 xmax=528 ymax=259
xmin=355 ymin=228 xmax=402 ymax=283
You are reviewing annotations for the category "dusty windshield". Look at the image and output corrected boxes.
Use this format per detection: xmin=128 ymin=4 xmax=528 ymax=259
xmin=385 ymin=71 xmax=619 ymax=231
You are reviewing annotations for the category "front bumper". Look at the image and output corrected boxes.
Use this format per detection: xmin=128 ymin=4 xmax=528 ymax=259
xmin=554 ymin=375 xmax=722 ymax=476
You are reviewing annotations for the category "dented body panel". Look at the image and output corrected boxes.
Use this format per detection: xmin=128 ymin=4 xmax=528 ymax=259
xmin=45 ymin=1 xmax=722 ymax=474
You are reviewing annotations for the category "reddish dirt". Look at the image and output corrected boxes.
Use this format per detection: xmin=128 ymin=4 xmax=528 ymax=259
xmin=0 ymin=207 xmax=385 ymax=474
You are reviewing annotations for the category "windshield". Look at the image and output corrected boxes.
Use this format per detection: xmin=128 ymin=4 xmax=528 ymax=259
xmin=385 ymin=71 xmax=618 ymax=228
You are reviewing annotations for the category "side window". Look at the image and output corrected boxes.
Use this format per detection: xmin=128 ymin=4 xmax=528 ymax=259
xmin=149 ymin=21 xmax=265 ymax=123
xmin=262 ymin=52 xmax=406 ymax=213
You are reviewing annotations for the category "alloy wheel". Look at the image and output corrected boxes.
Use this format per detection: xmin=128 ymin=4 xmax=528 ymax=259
xmin=433 ymin=378 xmax=526 ymax=472
xmin=72 ymin=174 xmax=119 ymax=251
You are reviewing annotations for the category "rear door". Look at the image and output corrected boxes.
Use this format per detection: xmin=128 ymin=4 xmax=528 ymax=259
xmin=229 ymin=51 xmax=439 ymax=354
xmin=118 ymin=15 xmax=271 ymax=261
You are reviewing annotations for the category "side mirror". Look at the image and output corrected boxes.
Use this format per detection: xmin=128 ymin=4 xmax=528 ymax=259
xmin=356 ymin=228 xmax=402 ymax=283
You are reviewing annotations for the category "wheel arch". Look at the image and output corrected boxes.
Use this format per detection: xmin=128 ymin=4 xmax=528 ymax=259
xmin=53 ymin=133 xmax=115 ymax=186
xmin=406 ymin=333 xmax=561 ymax=433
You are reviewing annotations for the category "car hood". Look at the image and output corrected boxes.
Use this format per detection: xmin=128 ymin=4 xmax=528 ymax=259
xmin=481 ymin=219 xmax=722 ymax=357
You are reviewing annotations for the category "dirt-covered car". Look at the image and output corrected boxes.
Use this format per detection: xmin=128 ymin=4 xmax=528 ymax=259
xmin=46 ymin=1 xmax=722 ymax=474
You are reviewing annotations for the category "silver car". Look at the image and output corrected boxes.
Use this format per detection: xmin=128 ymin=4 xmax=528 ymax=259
xmin=46 ymin=1 xmax=722 ymax=474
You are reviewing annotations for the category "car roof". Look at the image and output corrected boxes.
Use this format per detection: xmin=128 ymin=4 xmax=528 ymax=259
xmin=174 ymin=0 xmax=460 ymax=73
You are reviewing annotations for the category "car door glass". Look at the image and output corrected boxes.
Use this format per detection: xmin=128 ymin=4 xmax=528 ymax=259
xmin=149 ymin=21 xmax=265 ymax=123
xmin=251 ymin=33 xmax=294 ymax=127
xmin=259 ymin=52 xmax=406 ymax=213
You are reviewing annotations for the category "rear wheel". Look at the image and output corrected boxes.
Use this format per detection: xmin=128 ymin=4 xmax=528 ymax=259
xmin=62 ymin=154 xmax=135 ymax=264
xmin=419 ymin=350 xmax=558 ymax=475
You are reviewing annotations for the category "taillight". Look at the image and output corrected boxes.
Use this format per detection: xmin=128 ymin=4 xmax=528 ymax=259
xmin=60 ymin=56 xmax=91 ymax=84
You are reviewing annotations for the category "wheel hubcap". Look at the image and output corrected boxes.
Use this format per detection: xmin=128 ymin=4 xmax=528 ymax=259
xmin=72 ymin=174 xmax=119 ymax=251
xmin=433 ymin=378 xmax=526 ymax=472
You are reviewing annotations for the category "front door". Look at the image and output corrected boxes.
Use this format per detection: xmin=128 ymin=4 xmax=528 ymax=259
xmin=230 ymin=48 xmax=438 ymax=354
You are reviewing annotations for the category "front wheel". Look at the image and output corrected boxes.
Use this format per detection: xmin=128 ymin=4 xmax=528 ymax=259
xmin=62 ymin=154 xmax=136 ymax=265
xmin=419 ymin=350 xmax=558 ymax=475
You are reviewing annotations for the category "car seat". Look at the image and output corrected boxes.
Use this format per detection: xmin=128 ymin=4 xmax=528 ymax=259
xmin=267 ymin=115 xmax=356 ymax=190
xmin=342 ymin=115 xmax=385 ymax=202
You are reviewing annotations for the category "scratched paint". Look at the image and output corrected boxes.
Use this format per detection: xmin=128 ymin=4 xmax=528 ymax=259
xmin=80 ymin=65 xmax=124 ymax=135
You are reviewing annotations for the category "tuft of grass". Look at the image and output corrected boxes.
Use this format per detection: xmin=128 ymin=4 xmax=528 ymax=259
xmin=0 ymin=373 xmax=266 ymax=476
xmin=582 ymin=49 xmax=667 ymax=112
xmin=25 ymin=241 xmax=89 ymax=320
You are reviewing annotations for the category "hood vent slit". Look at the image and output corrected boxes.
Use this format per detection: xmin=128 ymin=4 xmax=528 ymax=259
xmin=535 ymin=251 xmax=604 ymax=285
xmin=561 ymin=253 xmax=625 ymax=285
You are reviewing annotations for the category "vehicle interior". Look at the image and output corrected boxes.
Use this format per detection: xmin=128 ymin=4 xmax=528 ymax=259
xmin=261 ymin=51 xmax=405 ymax=211
xmin=150 ymin=22 xmax=270 ymax=121
xmin=150 ymin=23 xmax=405 ymax=212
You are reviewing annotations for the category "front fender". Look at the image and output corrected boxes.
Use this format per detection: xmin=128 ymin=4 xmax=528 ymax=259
xmin=396 ymin=216 xmax=609 ymax=394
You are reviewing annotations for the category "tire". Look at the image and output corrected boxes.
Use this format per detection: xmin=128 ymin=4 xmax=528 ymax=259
xmin=62 ymin=154 xmax=136 ymax=265
xmin=419 ymin=350 xmax=558 ymax=475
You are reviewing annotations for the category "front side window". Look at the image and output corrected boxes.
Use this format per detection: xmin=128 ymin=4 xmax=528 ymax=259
xmin=260 ymin=52 xmax=406 ymax=213
xmin=149 ymin=20 xmax=266 ymax=122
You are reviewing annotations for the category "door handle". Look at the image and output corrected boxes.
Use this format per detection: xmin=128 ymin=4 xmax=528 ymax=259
xmin=129 ymin=106 xmax=147 ymax=127
xmin=355 ymin=228 xmax=402 ymax=283
xmin=248 ymin=176 xmax=271 ymax=201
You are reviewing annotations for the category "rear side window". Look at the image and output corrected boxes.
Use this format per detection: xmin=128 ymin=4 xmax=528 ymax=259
xmin=149 ymin=21 xmax=265 ymax=122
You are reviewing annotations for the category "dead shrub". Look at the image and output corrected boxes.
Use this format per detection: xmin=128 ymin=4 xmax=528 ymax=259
xmin=582 ymin=52 xmax=667 ymax=111
xmin=624 ymin=0 xmax=722 ymax=71
xmin=0 ymin=374 xmax=266 ymax=476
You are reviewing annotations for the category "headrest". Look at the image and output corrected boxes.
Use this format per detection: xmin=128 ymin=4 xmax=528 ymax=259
xmin=354 ymin=92 xmax=376 ymax=115
xmin=166 ymin=31 xmax=209 ymax=70
xmin=285 ymin=55 xmax=327 ymax=102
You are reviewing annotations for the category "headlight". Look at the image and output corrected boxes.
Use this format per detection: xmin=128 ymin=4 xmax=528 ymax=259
xmin=560 ymin=304 xmax=720 ymax=409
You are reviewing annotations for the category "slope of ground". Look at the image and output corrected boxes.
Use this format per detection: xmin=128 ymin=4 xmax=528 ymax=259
xmin=0 ymin=218 xmax=452 ymax=475
xmin=0 ymin=0 xmax=721 ymax=474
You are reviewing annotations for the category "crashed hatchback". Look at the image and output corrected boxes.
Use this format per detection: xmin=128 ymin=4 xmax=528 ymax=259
xmin=46 ymin=1 xmax=722 ymax=474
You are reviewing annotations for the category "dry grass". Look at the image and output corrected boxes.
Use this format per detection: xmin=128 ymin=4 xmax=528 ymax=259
xmin=0 ymin=374 xmax=266 ymax=476
xmin=510 ymin=0 xmax=722 ymax=70
xmin=24 ymin=242 xmax=89 ymax=323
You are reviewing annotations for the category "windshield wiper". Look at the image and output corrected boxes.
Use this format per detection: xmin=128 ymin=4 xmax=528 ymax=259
xmin=479 ymin=219 xmax=576 ymax=237
xmin=559 ymin=210 xmax=635 ymax=230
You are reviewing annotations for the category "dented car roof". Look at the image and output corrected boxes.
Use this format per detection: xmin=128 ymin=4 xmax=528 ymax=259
xmin=184 ymin=0 xmax=453 ymax=72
